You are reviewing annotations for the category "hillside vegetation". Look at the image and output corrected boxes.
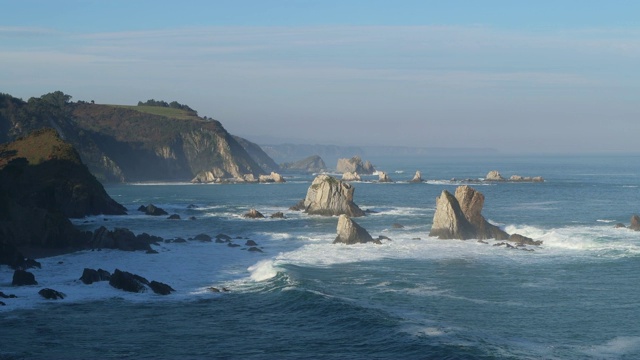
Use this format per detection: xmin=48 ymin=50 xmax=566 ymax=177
xmin=0 ymin=91 xmax=275 ymax=182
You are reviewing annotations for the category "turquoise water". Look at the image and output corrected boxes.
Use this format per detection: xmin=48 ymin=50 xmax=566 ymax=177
xmin=2 ymin=155 xmax=640 ymax=359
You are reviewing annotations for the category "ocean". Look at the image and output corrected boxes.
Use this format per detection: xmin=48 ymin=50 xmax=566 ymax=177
xmin=2 ymin=154 xmax=640 ymax=359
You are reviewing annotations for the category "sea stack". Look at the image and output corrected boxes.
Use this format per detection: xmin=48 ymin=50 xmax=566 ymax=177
xmin=429 ymin=185 xmax=509 ymax=240
xmin=300 ymin=174 xmax=365 ymax=217
xmin=334 ymin=215 xmax=379 ymax=245
xmin=410 ymin=171 xmax=423 ymax=183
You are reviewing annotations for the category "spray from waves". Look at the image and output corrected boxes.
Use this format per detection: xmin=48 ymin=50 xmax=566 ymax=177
xmin=505 ymin=223 xmax=640 ymax=257
xmin=248 ymin=260 xmax=279 ymax=281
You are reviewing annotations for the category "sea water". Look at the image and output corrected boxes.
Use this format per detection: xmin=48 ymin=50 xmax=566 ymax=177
xmin=1 ymin=154 xmax=640 ymax=359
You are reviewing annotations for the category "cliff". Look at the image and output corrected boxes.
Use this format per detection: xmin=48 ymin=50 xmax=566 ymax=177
xmin=0 ymin=128 xmax=126 ymax=252
xmin=0 ymin=92 xmax=272 ymax=182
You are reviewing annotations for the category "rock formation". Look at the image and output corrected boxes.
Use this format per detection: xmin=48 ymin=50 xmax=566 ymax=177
xmin=244 ymin=209 xmax=265 ymax=219
xmin=486 ymin=170 xmax=544 ymax=182
xmin=630 ymin=215 xmax=640 ymax=231
xmin=334 ymin=215 xmax=380 ymax=245
xmin=298 ymin=174 xmax=365 ymax=217
xmin=429 ymin=185 xmax=509 ymax=240
xmin=377 ymin=171 xmax=392 ymax=183
xmin=485 ymin=170 xmax=505 ymax=181
xmin=342 ymin=172 xmax=361 ymax=181
xmin=259 ymin=172 xmax=286 ymax=183
xmin=410 ymin=171 xmax=423 ymax=183
xmin=89 ymin=226 xmax=159 ymax=251
xmin=39 ymin=288 xmax=66 ymax=300
xmin=336 ymin=156 xmax=375 ymax=175
xmin=0 ymin=128 xmax=127 ymax=256
xmin=280 ymin=155 xmax=327 ymax=173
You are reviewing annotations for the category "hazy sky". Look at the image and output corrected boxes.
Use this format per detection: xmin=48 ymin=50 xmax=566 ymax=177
xmin=2 ymin=1 xmax=639 ymax=153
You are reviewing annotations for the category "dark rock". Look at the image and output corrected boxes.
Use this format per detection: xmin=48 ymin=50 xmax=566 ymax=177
xmin=146 ymin=249 xmax=158 ymax=254
xmin=0 ymin=301 xmax=4 ymax=306
xmin=109 ymin=269 xmax=147 ymax=293
xmin=228 ymin=243 xmax=241 ymax=248
xmin=167 ymin=214 xmax=181 ymax=220
xmin=630 ymin=215 xmax=640 ymax=231
xmin=80 ymin=268 xmax=111 ymax=285
xmin=137 ymin=205 xmax=147 ymax=212
xmin=187 ymin=204 xmax=198 ymax=209
xmin=215 ymin=238 xmax=227 ymax=243
xmin=173 ymin=237 xmax=187 ymax=243
xmin=412 ymin=238 xmax=422 ymax=240
xmin=149 ymin=280 xmax=175 ymax=295
xmin=24 ymin=258 xmax=41 ymax=269
xmin=509 ymin=233 xmax=543 ymax=246
xmin=38 ymin=288 xmax=65 ymax=300
xmin=12 ymin=269 xmax=37 ymax=286
xmin=143 ymin=204 xmax=168 ymax=216
xmin=243 ymin=209 xmax=265 ymax=219
xmin=245 ymin=240 xmax=258 ymax=246
xmin=289 ymin=199 xmax=306 ymax=211
xmin=215 ymin=233 xmax=232 ymax=241
xmin=334 ymin=215 xmax=380 ymax=245
xmin=392 ymin=223 xmax=405 ymax=229
xmin=247 ymin=247 xmax=263 ymax=252
xmin=270 ymin=212 xmax=285 ymax=219
xmin=376 ymin=235 xmax=392 ymax=241
xmin=90 ymin=226 xmax=155 ymax=251
xmin=189 ymin=216 xmax=197 ymax=220
xmin=364 ymin=209 xmax=379 ymax=214
xmin=0 ymin=291 xmax=17 ymax=299
xmin=280 ymin=155 xmax=327 ymax=173
xmin=614 ymin=223 xmax=626 ymax=229
xmin=208 ymin=287 xmax=220 ymax=292
xmin=193 ymin=233 xmax=212 ymax=242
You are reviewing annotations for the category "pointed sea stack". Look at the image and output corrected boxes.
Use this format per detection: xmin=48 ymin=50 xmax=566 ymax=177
xmin=334 ymin=215 xmax=379 ymax=245
xmin=429 ymin=185 xmax=509 ymax=240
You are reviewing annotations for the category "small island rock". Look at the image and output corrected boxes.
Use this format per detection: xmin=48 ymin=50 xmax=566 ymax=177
xmin=334 ymin=215 xmax=380 ymax=245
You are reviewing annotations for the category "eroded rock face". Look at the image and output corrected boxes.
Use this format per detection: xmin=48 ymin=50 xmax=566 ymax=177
xmin=429 ymin=185 xmax=509 ymax=240
xmin=485 ymin=170 xmax=505 ymax=181
xmin=342 ymin=172 xmax=361 ymax=181
xmin=259 ymin=172 xmax=285 ymax=183
xmin=410 ymin=171 xmax=423 ymax=183
xmin=243 ymin=209 xmax=265 ymax=219
xmin=334 ymin=215 xmax=379 ymax=245
xmin=336 ymin=156 xmax=375 ymax=175
xmin=378 ymin=171 xmax=392 ymax=183
xmin=302 ymin=175 xmax=365 ymax=217
xmin=630 ymin=215 xmax=640 ymax=231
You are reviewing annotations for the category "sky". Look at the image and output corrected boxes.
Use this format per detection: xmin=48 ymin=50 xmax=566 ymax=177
xmin=1 ymin=0 xmax=639 ymax=153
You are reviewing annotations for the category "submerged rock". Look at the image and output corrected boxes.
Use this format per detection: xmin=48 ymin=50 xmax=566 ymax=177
xmin=244 ymin=209 xmax=265 ymax=219
xmin=149 ymin=281 xmax=175 ymax=295
xmin=38 ymin=288 xmax=65 ymax=300
xmin=509 ymin=233 xmax=543 ymax=246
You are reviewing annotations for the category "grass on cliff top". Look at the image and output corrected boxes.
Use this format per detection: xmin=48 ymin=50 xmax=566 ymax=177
xmin=0 ymin=129 xmax=78 ymax=168
xmin=111 ymin=105 xmax=202 ymax=121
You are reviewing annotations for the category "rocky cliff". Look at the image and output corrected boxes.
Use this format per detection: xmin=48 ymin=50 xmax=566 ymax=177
xmin=233 ymin=135 xmax=281 ymax=173
xmin=0 ymin=128 xmax=126 ymax=252
xmin=0 ymin=92 xmax=272 ymax=182
xmin=334 ymin=215 xmax=378 ymax=245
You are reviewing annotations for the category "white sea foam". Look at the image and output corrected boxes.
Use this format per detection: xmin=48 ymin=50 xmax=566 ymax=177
xmin=581 ymin=336 xmax=640 ymax=358
xmin=248 ymin=260 xmax=279 ymax=281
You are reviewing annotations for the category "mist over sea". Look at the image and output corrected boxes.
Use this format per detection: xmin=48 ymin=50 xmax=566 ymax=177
xmin=2 ymin=154 xmax=640 ymax=359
